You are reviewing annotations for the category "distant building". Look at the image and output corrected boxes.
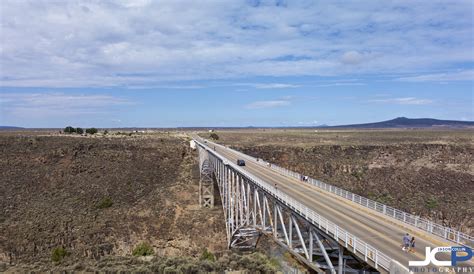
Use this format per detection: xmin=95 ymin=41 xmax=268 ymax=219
xmin=208 ymin=129 xmax=214 ymax=133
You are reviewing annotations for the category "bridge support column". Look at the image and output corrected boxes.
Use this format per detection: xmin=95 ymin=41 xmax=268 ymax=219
xmin=199 ymin=180 xmax=214 ymax=208
xmin=314 ymin=231 xmax=336 ymax=274
xmin=198 ymin=149 xmax=214 ymax=208
xmin=263 ymin=196 xmax=274 ymax=232
xmin=309 ymin=228 xmax=313 ymax=262
xmin=338 ymin=246 xmax=344 ymax=274
xmin=289 ymin=215 xmax=293 ymax=249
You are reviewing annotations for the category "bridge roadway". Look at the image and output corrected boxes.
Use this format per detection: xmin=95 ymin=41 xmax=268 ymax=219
xmin=212 ymin=143 xmax=473 ymax=270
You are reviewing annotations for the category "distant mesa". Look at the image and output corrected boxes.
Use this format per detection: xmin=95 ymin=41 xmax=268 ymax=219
xmin=0 ymin=126 xmax=24 ymax=130
xmin=1 ymin=117 xmax=473 ymax=130
xmin=326 ymin=117 xmax=474 ymax=129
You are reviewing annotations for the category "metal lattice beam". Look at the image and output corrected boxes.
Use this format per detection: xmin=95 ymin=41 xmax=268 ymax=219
xmin=197 ymin=142 xmax=379 ymax=274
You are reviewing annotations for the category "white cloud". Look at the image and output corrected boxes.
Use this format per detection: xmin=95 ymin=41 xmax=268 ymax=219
xmin=127 ymin=84 xmax=205 ymax=89
xmin=315 ymin=82 xmax=365 ymax=87
xmin=369 ymin=97 xmax=433 ymax=105
xmin=397 ymin=70 xmax=474 ymax=82
xmin=341 ymin=51 xmax=364 ymax=65
xmin=245 ymin=100 xmax=291 ymax=109
xmin=0 ymin=1 xmax=472 ymax=87
xmin=117 ymin=0 xmax=151 ymax=8
xmin=0 ymin=92 xmax=133 ymax=118
xmin=254 ymin=83 xmax=300 ymax=89
xmin=232 ymin=82 xmax=300 ymax=89
xmin=297 ymin=120 xmax=319 ymax=125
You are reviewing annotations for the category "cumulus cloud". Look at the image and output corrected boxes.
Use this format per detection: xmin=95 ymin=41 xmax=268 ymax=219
xmin=0 ymin=1 xmax=472 ymax=87
xmin=245 ymin=100 xmax=291 ymax=109
xmin=369 ymin=97 xmax=433 ymax=105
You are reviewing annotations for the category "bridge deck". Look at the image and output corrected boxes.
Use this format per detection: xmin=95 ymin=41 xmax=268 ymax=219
xmin=213 ymin=144 xmax=473 ymax=269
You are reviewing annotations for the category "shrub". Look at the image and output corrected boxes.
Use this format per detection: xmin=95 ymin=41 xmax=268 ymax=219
xmin=132 ymin=242 xmax=154 ymax=256
xmin=379 ymin=194 xmax=393 ymax=204
xmin=268 ymin=257 xmax=280 ymax=269
xmin=86 ymin=128 xmax=98 ymax=135
xmin=163 ymin=266 xmax=179 ymax=274
xmin=97 ymin=197 xmax=113 ymax=209
xmin=200 ymin=248 xmax=215 ymax=262
xmin=104 ymin=130 xmax=109 ymax=135
xmin=64 ymin=126 xmax=76 ymax=134
xmin=351 ymin=169 xmax=364 ymax=181
xmin=426 ymin=197 xmax=439 ymax=210
xmin=76 ymin=127 xmax=84 ymax=134
xmin=51 ymin=247 xmax=68 ymax=262
xmin=209 ymin=133 xmax=219 ymax=140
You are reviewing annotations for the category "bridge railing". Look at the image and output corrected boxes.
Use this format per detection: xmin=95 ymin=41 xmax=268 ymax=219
xmin=195 ymin=139 xmax=393 ymax=272
xmin=198 ymin=137 xmax=473 ymax=248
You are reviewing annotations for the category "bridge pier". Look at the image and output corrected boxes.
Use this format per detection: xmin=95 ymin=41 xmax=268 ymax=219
xmin=338 ymin=246 xmax=344 ymax=274
xmin=198 ymin=149 xmax=214 ymax=208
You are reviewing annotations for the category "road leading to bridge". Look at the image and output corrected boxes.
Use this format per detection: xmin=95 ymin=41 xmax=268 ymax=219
xmin=210 ymin=142 xmax=473 ymax=270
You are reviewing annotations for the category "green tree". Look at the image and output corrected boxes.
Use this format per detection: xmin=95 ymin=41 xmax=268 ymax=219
xmin=64 ymin=126 xmax=76 ymax=133
xmin=209 ymin=133 xmax=219 ymax=140
xmin=86 ymin=128 xmax=98 ymax=134
xmin=76 ymin=127 xmax=84 ymax=134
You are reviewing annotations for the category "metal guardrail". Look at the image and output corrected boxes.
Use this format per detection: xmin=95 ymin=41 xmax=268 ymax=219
xmin=195 ymin=139 xmax=393 ymax=271
xmin=198 ymin=137 xmax=474 ymax=248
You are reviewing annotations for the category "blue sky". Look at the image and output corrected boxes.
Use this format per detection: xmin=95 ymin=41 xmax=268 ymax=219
xmin=0 ymin=0 xmax=473 ymax=127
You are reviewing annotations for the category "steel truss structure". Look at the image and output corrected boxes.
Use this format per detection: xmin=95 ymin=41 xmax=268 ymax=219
xmin=197 ymin=145 xmax=379 ymax=274
xmin=199 ymin=150 xmax=214 ymax=208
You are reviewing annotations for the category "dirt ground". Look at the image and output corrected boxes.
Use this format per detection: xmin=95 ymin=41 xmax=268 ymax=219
xmin=3 ymin=128 xmax=471 ymax=271
xmin=204 ymin=129 xmax=474 ymax=234
xmin=0 ymin=130 xmax=312 ymax=272
xmin=0 ymin=131 xmax=232 ymax=271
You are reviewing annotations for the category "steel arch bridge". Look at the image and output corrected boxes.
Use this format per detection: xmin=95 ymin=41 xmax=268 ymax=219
xmin=196 ymin=143 xmax=386 ymax=274
xmin=194 ymin=137 xmax=473 ymax=274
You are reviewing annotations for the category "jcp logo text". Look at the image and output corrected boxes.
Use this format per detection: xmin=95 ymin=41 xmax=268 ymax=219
xmin=409 ymin=246 xmax=472 ymax=267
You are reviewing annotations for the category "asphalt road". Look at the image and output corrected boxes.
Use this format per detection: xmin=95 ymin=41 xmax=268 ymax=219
xmin=210 ymin=142 xmax=474 ymax=270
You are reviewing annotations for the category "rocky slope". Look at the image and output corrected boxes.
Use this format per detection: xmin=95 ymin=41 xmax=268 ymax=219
xmin=237 ymin=144 xmax=473 ymax=233
xmin=209 ymin=130 xmax=474 ymax=234
xmin=0 ymin=133 xmax=229 ymax=271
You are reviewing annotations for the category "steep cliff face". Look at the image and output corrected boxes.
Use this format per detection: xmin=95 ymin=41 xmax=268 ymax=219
xmin=235 ymin=143 xmax=473 ymax=233
xmin=0 ymin=134 xmax=227 ymax=270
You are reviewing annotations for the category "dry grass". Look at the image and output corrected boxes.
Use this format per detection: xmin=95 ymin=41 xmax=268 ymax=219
xmin=199 ymin=128 xmax=474 ymax=147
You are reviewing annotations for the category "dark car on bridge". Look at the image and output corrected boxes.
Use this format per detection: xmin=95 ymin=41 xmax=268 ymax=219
xmin=237 ymin=159 xmax=246 ymax=166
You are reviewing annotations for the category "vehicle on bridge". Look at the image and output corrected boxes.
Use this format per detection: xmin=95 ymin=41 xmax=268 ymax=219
xmin=237 ymin=159 xmax=246 ymax=166
xmin=195 ymin=138 xmax=474 ymax=273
